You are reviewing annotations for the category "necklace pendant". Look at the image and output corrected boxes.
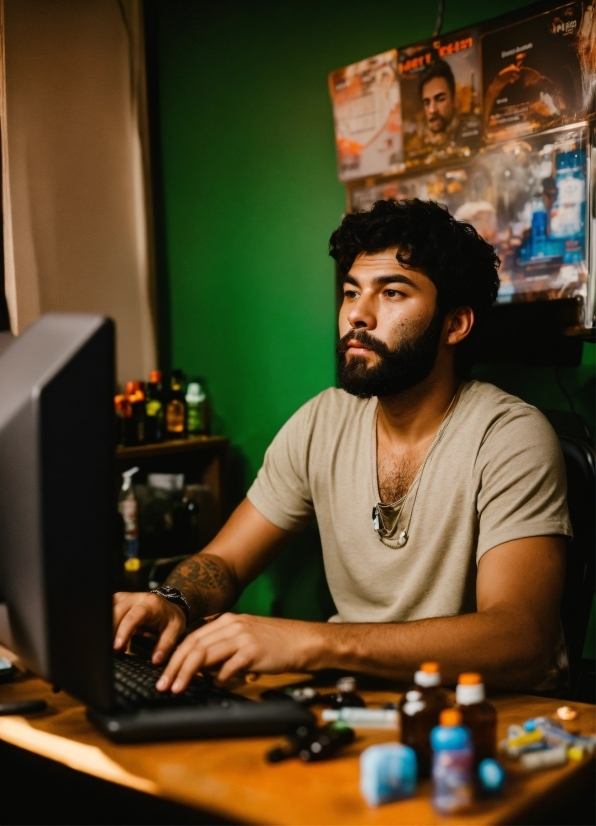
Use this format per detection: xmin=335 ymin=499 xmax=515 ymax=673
xmin=372 ymin=506 xmax=381 ymax=533
xmin=397 ymin=530 xmax=408 ymax=547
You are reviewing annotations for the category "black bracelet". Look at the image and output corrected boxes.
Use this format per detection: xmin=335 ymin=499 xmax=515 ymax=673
xmin=149 ymin=586 xmax=191 ymax=622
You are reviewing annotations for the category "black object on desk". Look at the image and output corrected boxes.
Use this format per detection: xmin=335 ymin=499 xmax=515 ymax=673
xmin=0 ymin=699 xmax=47 ymax=715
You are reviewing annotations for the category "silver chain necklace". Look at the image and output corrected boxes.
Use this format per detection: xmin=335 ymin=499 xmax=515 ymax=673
xmin=372 ymin=389 xmax=460 ymax=548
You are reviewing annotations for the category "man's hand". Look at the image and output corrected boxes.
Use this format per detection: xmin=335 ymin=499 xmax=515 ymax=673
xmin=155 ymin=613 xmax=321 ymax=693
xmin=113 ymin=592 xmax=187 ymax=664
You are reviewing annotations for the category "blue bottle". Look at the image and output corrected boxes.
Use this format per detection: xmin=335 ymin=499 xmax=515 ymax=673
xmin=431 ymin=708 xmax=473 ymax=814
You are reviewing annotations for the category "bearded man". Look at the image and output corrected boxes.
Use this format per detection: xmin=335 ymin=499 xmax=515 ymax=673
xmin=113 ymin=199 xmax=570 ymax=693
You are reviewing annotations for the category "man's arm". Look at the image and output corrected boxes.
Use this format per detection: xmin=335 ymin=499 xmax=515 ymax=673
xmin=112 ymin=498 xmax=294 ymax=663
xmin=154 ymin=535 xmax=565 ymax=692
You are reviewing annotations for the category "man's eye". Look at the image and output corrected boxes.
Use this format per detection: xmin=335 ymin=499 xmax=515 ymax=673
xmin=384 ymin=289 xmax=402 ymax=298
xmin=343 ymin=290 xmax=358 ymax=299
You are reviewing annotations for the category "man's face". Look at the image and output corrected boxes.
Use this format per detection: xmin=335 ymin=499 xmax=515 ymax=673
xmin=422 ymin=77 xmax=455 ymax=133
xmin=337 ymin=249 xmax=444 ymax=398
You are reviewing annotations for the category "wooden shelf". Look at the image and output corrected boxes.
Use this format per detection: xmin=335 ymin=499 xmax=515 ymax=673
xmin=116 ymin=435 xmax=228 ymax=461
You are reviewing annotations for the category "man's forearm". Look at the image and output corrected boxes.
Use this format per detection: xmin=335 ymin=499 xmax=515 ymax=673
xmin=165 ymin=552 xmax=239 ymax=624
xmin=304 ymin=609 xmax=552 ymax=689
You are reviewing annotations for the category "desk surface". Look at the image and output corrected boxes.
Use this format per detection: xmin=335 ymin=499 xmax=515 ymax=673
xmin=0 ymin=650 xmax=593 ymax=826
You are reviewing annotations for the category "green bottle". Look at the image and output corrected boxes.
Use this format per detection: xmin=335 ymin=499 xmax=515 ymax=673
xmin=186 ymin=380 xmax=208 ymax=436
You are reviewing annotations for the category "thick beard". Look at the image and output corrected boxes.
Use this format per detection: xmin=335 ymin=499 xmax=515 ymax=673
xmin=336 ymin=310 xmax=445 ymax=399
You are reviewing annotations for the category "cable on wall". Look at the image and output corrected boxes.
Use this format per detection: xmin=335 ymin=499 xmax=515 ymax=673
xmin=433 ymin=0 xmax=446 ymax=37
xmin=555 ymin=364 xmax=594 ymax=446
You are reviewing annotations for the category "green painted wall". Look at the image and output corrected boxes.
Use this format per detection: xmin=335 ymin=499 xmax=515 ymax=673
xmin=154 ymin=0 xmax=594 ymax=620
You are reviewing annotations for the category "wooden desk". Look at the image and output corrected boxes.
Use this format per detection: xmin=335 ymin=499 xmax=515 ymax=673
xmin=0 ymin=655 xmax=593 ymax=825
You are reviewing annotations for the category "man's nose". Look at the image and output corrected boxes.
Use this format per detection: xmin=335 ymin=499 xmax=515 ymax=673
xmin=347 ymin=295 xmax=376 ymax=329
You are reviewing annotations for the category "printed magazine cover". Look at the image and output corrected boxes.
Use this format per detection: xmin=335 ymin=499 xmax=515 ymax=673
xmin=329 ymin=50 xmax=403 ymax=182
xmin=398 ymin=29 xmax=482 ymax=170
xmin=349 ymin=123 xmax=590 ymax=320
xmin=482 ymin=2 xmax=596 ymax=143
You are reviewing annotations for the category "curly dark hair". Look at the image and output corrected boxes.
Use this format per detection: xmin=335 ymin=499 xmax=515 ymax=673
xmin=418 ymin=58 xmax=456 ymax=99
xmin=329 ymin=199 xmax=500 ymax=377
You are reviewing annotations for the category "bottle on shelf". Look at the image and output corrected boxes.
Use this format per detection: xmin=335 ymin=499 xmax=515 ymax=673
xmin=431 ymin=708 xmax=473 ymax=814
xmin=125 ymin=381 xmax=146 ymax=446
xmin=186 ymin=380 xmax=208 ymax=436
xmin=166 ymin=370 xmax=187 ymax=440
xmin=398 ymin=662 xmax=450 ymax=777
xmin=454 ymin=672 xmax=497 ymax=766
xmin=331 ymin=676 xmax=366 ymax=709
xmin=145 ymin=370 xmax=164 ymax=444
xmin=118 ymin=466 xmax=140 ymax=561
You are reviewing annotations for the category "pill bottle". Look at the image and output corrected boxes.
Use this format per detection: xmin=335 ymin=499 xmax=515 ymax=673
xmin=331 ymin=676 xmax=366 ymax=709
xmin=431 ymin=708 xmax=473 ymax=814
xmin=398 ymin=662 xmax=450 ymax=777
xmin=454 ymin=672 xmax=497 ymax=765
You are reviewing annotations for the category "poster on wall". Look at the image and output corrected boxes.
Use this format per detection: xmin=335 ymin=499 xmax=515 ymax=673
xmin=397 ymin=29 xmax=482 ymax=171
xmin=349 ymin=123 xmax=590 ymax=321
xmin=481 ymin=2 xmax=596 ymax=144
xmin=328 ymin=50 xmax=403 ymax=182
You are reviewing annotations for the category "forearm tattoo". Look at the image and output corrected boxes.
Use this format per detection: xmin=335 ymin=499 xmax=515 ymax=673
xmin=165 ymin=554 xmax=238 ymax=624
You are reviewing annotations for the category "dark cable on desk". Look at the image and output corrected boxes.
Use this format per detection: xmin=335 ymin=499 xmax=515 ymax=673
xmin=555 ymin=364 xmax=594 ymax=446
xmin=433 ymin=0 xmax=446 ymax=37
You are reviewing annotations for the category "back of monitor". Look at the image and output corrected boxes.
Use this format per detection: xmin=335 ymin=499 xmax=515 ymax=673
xmin=0 ymin=313 xmax=115 ymax=711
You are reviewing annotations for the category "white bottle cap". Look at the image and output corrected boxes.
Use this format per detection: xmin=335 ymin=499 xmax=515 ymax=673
xmin=336 ymin=676 xmax=356 ymax=694
xmin=414 ymin=670 xmax=440 ymax=687
xmin=456 ymin=682 xmax=485 ymax=705
xmin=186 ymin=382 xmax=206 ymax=403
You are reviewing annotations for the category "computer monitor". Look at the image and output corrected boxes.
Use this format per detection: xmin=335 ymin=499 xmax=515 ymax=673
xmin=0 ymin=313 xmax=115 ymax=712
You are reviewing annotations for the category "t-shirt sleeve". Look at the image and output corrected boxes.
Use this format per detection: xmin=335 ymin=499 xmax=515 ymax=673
xmin=474 ymin=406 xmax=572 ymax=562
xmin=246 ymin=399 xmax=316 ymax=532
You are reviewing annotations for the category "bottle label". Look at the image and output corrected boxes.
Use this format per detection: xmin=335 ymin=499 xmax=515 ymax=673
xmin=146 ymin=400 xmax=163 ymax=418
xmin=119 ymin=498 xmax=138 ymax=539
xmin=433 ymin=750 xmax=472 ymax=813
xmin=187 ymin=403 xmax=205 ymax=434
xmin=166 ymin=400 xmax=185 ymax=433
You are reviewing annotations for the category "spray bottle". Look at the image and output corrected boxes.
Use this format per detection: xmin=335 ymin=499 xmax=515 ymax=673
xmin=118 ymin=466 xmax=140 ymax=560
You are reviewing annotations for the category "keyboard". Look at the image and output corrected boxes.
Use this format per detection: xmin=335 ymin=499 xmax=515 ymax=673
xmin=87 ymin=652 xmax=316 ymax=743
xmin=113 ymin=652 xmax=244 ymax=711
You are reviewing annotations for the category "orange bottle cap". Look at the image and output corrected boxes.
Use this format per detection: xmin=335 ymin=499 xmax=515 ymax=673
xmin=440 ymin=708 xmax=462 ymax=727
xmin=458 ymin=672 xmax=482 ymax=685
xmin=114 ymin=395 xmax=132 ymax=416
xmin=125 ymin=380 xmax=142 ymax=395
xmin=149 ymin=370 xmax=162 ymax=383
xmin=420 ymin=662 xmax=440 ymax=673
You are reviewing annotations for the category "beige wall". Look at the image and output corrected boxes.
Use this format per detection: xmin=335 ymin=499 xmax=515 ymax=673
xmin=1 ymin=0 xmax=157 ymax=384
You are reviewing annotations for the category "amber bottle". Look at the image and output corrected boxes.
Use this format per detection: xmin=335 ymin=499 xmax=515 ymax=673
xmin=454 ymin=672 xmax=497 ymax=765
xmin=399 ymin=662 xmax=451 ymax=777
xmin=166 ymin=370 xmax=187 ymax=439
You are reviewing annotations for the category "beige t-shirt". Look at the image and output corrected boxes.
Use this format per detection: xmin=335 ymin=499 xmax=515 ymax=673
xmin=247 ymin=381 xmax=572 ymax=624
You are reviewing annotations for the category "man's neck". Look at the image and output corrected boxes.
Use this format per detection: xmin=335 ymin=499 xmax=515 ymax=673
xmin=376 ymin=371 xmax=462 ymax=450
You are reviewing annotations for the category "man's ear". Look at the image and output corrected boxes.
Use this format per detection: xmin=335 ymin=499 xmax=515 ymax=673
xmin=445 ymin=306 xmax=474 ymax=346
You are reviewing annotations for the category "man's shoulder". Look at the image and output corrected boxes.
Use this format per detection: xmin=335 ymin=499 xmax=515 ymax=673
xmin=280 ymin=387 xmax=372 ymax=447
xmin=293 ymin=387 xmax=369 ymax=421
xmin=463 ymin=380 xmax=542 ymax=421
xmin=462 ymin=380 xmax=558 ymax=451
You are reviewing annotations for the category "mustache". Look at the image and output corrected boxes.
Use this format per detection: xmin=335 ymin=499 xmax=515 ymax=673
xmin=336 ymin=329 xmax=393 ymax=358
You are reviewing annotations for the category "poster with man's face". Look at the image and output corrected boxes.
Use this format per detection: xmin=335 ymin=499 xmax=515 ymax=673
xmin=329 ymin=50 xmax=403 ymax=182
xmin=398 ymin=29 xmax=482 ymax=171
xmin=481 ymin=2 xmax=596 ymax=143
